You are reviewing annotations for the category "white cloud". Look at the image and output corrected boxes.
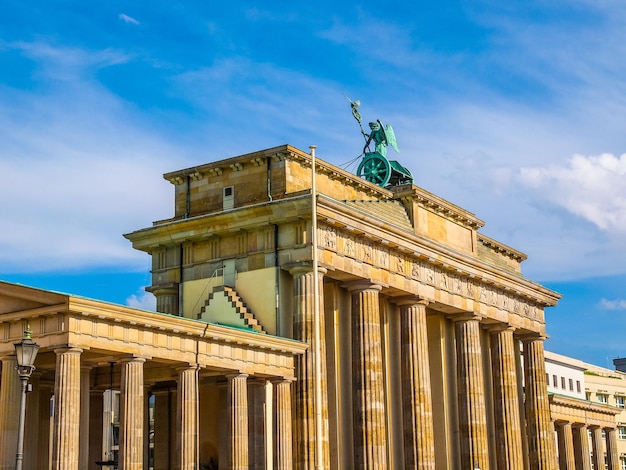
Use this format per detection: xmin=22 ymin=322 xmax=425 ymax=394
xmin=119 ymin=14 xmax=140 ymax=25
xmin=126 ymin=290 xmax=156 ymax=311
xmin=0 ymin=43 xmax=184 ymax=273
xmin=518 ymin=154 xmax=626 ymax=233
xmin=599 ymin=299 xmax=626 ymax=311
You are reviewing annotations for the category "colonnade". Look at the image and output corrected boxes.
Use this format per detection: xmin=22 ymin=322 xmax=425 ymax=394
xmin=554 ymin=419 xmax=619 ymax=469
xmin=290 ymin=264 xmax=557 ymax=470
xmin=0 ymin=353 xmax=294 ymax=470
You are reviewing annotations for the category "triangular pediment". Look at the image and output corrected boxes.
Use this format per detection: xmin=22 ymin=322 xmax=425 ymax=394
xmin=0 ymin=282 xmax=68 ymax=314
xmin=198 ymin=286 xmax=266 ymax=334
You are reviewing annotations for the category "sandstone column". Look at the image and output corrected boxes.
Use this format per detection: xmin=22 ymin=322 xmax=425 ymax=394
xmin=289 ymin=265 xmax=329 ymax=469
xmin=590 ymin=426 xmax=603 ymax=470
xmin=454 ymin=315 xmax=489 ymax=470
xmin=0 ymin=356 xmax=20 ymax=470
xmin=522 ymin=335 xmax=558 ymax=470
xmin=118 ymin=357 xmax=146 ymax=470
xmin=79 ymin=365 xmax=92 ymax=470
xmin=572 ymin=424 xmax=591 ymax=470
xmin=227 ymin=373 xmax=249 ymax=470
xmin=349 ymin=281 xmax=387 ymax=469
xmin=52 ymin=347 xmax=83 ymax=470
xmin=397 ymin=299 xmax=435 ymax=469
xmin=489 ymin=326 xmax=523 ymax=470
xmin=556 ymin=421 xmax=575 ymax=470
xmin=177 ymin=365 xmax=200 ymax=470
xmin=605 ymin=427 xmax=619 ymax=470
xmin=273 ymin=378 xmax=294 ymax=470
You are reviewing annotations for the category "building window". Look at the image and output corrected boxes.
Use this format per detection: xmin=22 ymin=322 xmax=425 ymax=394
xmin=569 ymin=378 xmax=574 ymax=391
xmin=223 ymin=186 xmax=234 ymax=210
xmin=586 ymin=392 xmax=591 ymax=401
xmin=598 ymin=393 xmax=608 ymax=404
xmin=546 ymin=373 xmax=550 ymax=385
xmin=617 ymin=396 xmax=625 ymax=409
xmin=620 ymin=456 xmax=626 ymax=470
xmin=619 ymin=426 xmax=626 ymax=440
xmin=577 ymin=380 xmax=581 ymax=393
xmin=561 ymin=376 xmax=566 ymax=389
xmin=553 ymin=375 xmax=558 ymax=387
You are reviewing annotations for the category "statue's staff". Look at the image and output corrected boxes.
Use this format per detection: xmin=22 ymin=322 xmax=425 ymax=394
xmin=344 ymin=95 xmax=367 ymax=146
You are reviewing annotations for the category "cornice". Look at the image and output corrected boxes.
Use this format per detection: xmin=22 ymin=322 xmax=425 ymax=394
xmin=391 ymin=184 xmax=484 ymax=230
xmin=478 ymin=234 xmax=527 ymax=263
xmin=162 ymin=144 xmax=391 ymax=200
xmin=549 ymin=393 xmax=621 ymax=416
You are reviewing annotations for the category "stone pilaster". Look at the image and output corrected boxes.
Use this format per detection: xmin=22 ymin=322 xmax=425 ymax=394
xmin=590 ymin=426 xmax=603 ymax=470
xmin=349 ymin=281 xmax=387 ymax=469
xmin=273 ymin=378 xmax=294 ymax=470
xmin=118 ymin=357 xmax=146 ymax=470
xmin=489 ymin=326 xmax=523 ymax=470
xmin=522 ymin=335 xmax=558 ymax=470
xmin=52 ymin=348 xmax=83 ymax=470
xmin=397 ymin=299 xmax=435 ymax=469
xmin=289 ymin=265 xmax=329 ymax=469
xmin=605 ymin=427 xmax=619 ymax=470
xmin=79 ymin=365 xmax=92 ymax=470
xmin=0 ymin=356 xmax=20 ymax=470
xmin=177 ymin=365 xmax=200 ymax=470
xmin=572 ymin=424 xmax=591 ymax=470
xmin=228 ymin=373 xmax=249 ymax=470
xmin=556 ymin=421 xmax=575 ymax=470
xmin=454 ymin=316 xmax=489 ymax=470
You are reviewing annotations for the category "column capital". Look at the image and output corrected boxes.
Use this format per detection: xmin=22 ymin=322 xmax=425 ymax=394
xmin=343 ymin=279 xmax=383 ymax=293
xmin=286 ymin=263 xmax=328 ymax=277
xmin=270 ymin=376 xmax=295 ymax=385
xmin=225 ymin=372 xmax=249 ymax=380
xmin=53 ymin=347 xmax=83 ymax=355
xmin=448 ymin=312 xmax=482 ymax=323
xmin=391 ymin=295 xmax=429 ymax=307
xmin=519 ymin=332 xmax=549 ymax=343
xmin=119 ymin=356 xmax=148 ymax=365
xmin=175 ymin=363 xmax=201 ymax=373
xmin=486 ymin=323 xmax=516 ymax=334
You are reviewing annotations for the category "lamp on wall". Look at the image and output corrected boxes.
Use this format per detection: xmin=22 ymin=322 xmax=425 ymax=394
xmin=14 ymin=325 xmax=40 ymax=470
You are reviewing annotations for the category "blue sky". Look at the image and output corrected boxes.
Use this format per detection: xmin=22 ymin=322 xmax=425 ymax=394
xmin=1 ymin=1 xmax=626 ymax=367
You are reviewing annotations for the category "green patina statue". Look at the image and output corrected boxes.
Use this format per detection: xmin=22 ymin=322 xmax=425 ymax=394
xmin=346 ymin=97 xmax=412 ymax=188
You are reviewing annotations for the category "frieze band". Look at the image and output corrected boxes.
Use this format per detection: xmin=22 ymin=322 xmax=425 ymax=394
xmin=318 ymin=223 xmax=540 ymax=320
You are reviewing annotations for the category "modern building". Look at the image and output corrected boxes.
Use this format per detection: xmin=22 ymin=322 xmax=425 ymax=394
xmin=1 ymin=144 xmax=567 ymax=469
xmin=544 ymin=350 xmax=621 ymax=469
